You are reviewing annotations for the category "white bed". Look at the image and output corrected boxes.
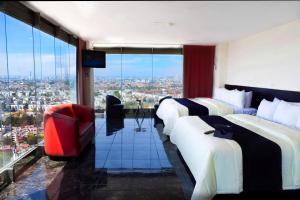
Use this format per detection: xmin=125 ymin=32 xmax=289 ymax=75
xmin=156 ymin=97 xmax=257 ymax=135
xmin=170 ymin=114 xmax=300 ymax=200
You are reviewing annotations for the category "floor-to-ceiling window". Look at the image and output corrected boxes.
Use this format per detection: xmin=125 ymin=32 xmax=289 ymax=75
xmin=94 ymin=54 xmax=122 ymax=113
xmin=122 ymin=54 xmax=153 ymax=109
xmin=0 ymin=12 xmax=11 ymax=169
xmin=5 ymin=12 xmax=37 ymax=158
xmin=153 ymin=55 xmax=183 ymax=99
xmin=0 ymin=12 xmax=77 ymax=171
xmin=94 ymin=52 xmax=183 ymax=115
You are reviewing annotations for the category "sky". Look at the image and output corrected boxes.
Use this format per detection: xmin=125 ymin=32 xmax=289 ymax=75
xmin=0 ymin=12 xmax=183 ymax=80
xmin=94 ymin=54 xmax=183 ymax=79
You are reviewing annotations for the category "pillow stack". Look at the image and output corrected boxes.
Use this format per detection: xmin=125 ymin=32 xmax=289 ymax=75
xmin=256 ymin=98 xmax=280 ymax=121
xmin=214 ymin=88 xmax=253 ymax=109
xmin=257 ymin=98 xmax=300 ymax=130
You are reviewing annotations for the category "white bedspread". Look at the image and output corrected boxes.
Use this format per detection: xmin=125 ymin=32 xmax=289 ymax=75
xmin=170 ymin=114 xmax=300 ymax=200
xmin=156 ymin=98 xmax=189 ymax=135
xmin=156 ymin=98 xmax=234 ymax=135
xmin=192 ymin=98 xmax=234 ymax=116
xmin=227 ymin=114 xmax=300 ymax=190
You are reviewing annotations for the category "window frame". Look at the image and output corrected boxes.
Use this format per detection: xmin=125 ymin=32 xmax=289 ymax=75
xmin=0 ymin=1 xmax=77 ymax=46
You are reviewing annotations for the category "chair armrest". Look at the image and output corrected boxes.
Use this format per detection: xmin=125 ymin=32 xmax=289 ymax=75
xmin=72 ymin=104 xmax=95 ymax=122
xmin=44 ymin=112 xmax=79 ymax=156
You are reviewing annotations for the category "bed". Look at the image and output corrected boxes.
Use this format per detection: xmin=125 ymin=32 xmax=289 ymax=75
xmin=156 ymin=94 xmax=257 ymax=135
xmin=171 ymin=114 xmax=300 ymax=200
xmin=169 ymin=85 xmax=300 ymax=200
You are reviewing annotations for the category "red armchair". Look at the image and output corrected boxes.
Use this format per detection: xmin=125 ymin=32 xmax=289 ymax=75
xmin=44 ymin=104 xmax=95 ymax=157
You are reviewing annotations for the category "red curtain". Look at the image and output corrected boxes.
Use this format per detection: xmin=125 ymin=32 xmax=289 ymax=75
xmin=183 ymin=45 xmax=215 ymax=98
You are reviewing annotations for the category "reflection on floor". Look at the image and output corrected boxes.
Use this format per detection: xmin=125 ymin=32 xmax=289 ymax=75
xmin=97 ymin=117 xmax=172 ymax=172
xmin=0 ymin=117 xmax=193 ymax=200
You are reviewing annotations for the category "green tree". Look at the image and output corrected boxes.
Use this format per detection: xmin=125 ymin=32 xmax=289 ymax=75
xmin=27 ymin=133 xmax=37 ymax=145
xmin=113 ymin=91 xmax=122 ymax=99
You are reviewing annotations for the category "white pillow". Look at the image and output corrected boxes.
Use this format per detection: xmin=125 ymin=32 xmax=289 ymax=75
xmin=273 ymin=98 xmax=281 ymax=104
xmin=244 ymin=91 xmax=253 ymax=108
xmin=214 ymin=88 xmax=230 ymax=103
xmin=213 ymin=88 xmax=224 ymax=101
xmin=233 ymin=89 xmax=252 ymax=108
xmin=273 ymin=97 xmax=300 ymax=106
xmin=257 ymin=99 xmax=280 ymax=121
xmin=273 ymin=100 xmax=300 ymax=128
xmin=229 ymin=90 xmax=245 ymax=109
xmin=214 ymin=88 xmax=246 ymax=108
xmin=223 ymin=89 xmax=232 ymax=104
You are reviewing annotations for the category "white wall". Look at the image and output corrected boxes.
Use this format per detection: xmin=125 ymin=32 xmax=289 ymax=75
xmin=215 ymin=19 xmax=300 ymax=91
xmin=214 ymin=43 xmax=228 ymax=88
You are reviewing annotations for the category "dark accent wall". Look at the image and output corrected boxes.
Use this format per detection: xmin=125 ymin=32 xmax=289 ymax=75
xmin=225 ymin=84 xmax=300 ymax=108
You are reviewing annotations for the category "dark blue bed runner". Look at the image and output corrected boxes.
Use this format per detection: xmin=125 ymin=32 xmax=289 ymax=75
xmin=200 ymin=116 xmax=282 ymax=192
xmin=174 ymin=98 xmax=209 ymax=117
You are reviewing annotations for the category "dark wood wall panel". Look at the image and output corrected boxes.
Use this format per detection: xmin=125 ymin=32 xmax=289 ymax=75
xmin=225 ymin=84 xmax=300 ymax=108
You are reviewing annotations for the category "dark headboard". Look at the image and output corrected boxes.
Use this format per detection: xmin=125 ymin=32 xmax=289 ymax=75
xmin=225 ymin=84 xmax=300 ymax=108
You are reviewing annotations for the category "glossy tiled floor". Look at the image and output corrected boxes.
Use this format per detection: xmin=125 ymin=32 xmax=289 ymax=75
xmin=95 ymin=117 xmax=172 ymax=172
xmin=4 ymin=117 xmax=297 ymax=200
xmin=0 ymin=117 xmax=191 ymax=200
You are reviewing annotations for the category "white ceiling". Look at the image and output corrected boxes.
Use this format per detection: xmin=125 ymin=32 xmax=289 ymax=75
xmin=24 ymin=1 xmax=300 ymax=47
